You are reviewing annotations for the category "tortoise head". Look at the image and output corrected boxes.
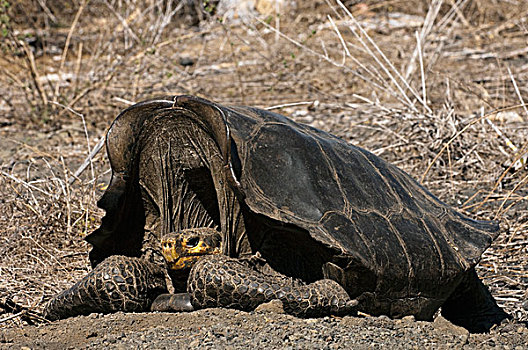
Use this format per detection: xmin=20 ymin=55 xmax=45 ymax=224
xmin=161 ymin=228 xmax=222 ymax=271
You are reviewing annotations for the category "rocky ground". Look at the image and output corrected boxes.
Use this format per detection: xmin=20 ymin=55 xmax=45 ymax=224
xmin=1 ymin=0 xmax=528 ymax=348
xmin=2 ymin=307 xmax=528 ymax=349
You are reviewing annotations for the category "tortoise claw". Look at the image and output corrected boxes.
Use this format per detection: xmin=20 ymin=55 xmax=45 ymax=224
xmin=345 ymin=299 xmax=359 ymax=314
xmin=347 ymin=299 xmax=359 ymax=308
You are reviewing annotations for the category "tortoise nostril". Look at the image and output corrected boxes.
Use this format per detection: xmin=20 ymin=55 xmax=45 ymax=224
xmin=186 ymin=236 xmax=199 ymax=248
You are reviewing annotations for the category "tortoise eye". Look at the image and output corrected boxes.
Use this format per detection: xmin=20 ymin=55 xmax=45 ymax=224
xmin=186 ymin=237 xmax=199 ymax=248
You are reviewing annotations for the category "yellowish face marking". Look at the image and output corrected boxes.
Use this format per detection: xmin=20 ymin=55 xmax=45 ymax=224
xmin=161 ymin=230 xmax=221 ymax=271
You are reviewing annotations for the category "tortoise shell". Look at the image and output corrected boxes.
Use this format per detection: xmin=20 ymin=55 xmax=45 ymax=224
xmin=86 ymin=95 xmax=498 ymax=319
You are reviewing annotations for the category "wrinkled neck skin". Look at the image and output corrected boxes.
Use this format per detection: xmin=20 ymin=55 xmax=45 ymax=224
xmin=137 ymin=112 xmax=250 ymax=267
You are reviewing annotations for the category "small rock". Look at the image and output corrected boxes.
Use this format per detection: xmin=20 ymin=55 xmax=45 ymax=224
xmin=433 ymin=315 xmax=469 ymax=339
xmin=86 ymin=331 xmax=98 ymax=338
xmin=255 ymin=299 xmax=284 ymax=314
xmin=499 ymin=321 xmax=518 ymax=333
xmin=179 ymin=57 xmax=195 ymax=67
xmin=402 ymin=315 xmax=415 ymax=323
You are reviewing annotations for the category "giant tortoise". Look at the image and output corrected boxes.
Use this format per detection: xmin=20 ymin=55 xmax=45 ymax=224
xmin=44 ymin=95 xmax=509 ymax=332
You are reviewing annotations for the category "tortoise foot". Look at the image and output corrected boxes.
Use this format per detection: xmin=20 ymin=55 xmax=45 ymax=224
xmin=151 ymin=293 xmax=194 ymax=312
xmin=44 ymin=256 xmax=168 ymax=321
xmin=188 ymin=255 xmax=357 ymax=317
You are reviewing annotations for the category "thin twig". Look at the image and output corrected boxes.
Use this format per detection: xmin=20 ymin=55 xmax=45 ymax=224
xmin=53 ymin=0 xmax=89 ymax=103
xmin=495 ymin=174 xmax=528 ymax=219
xmin=68 ymin=137 xmax=106 ymax=185
xmin=103 ymin=0 xmax=141 ymax=46
xmin=51 ymin=102 xmax=98 ymax=185
xmin=0 ymin=171 xmax=53 ymax=197
xmin=21 ymin=41 xmax=48 ymax=106
xmin=405 ymin=0 xmax=443 ymax=80
xmin=0 ymin=311 xmax=25 ymax=324
xmin=265 ymin=101 xmax=315 ymax=110
xmin=507 ymin=67 xmax=528 ymax=120
xmin=73 ymin=42 xmax=83 ymax=93
xmin=415 ymin=31 xmax=428 ymax=113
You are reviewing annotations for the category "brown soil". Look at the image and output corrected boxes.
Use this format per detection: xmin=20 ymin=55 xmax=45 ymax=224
xmin=1 ymin=0 xmax=527 ymax=348
xmin=2 ymin=309 xmax=528 ymax=349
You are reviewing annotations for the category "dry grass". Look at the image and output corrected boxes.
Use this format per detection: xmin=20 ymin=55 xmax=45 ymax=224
xmin=1 ymin=0 xmax=527 ymax=327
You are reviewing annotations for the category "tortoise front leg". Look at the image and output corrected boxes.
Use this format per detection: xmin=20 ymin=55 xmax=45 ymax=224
xmin=185 ymin=255 xmax=357 ymax=317
xmin=44 ymin=256 xmax=168 ymax=321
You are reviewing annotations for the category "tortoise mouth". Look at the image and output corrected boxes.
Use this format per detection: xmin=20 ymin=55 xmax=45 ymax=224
xmin=165 ymin=254 xmax=210 ymax=270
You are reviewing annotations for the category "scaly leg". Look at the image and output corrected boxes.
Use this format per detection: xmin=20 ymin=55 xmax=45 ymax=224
xmin=44 ymin=256 xmax=168 ymax=321
xmin=182 ymin=255 xmax=357 ymax=317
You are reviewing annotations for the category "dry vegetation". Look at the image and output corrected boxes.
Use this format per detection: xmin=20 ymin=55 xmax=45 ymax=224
xmin=1 ymin=0 xmax=527 ymax=330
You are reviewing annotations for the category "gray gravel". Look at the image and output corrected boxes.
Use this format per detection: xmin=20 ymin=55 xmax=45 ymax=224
xmin=2 ymin=307 xmax=527 ymax=349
